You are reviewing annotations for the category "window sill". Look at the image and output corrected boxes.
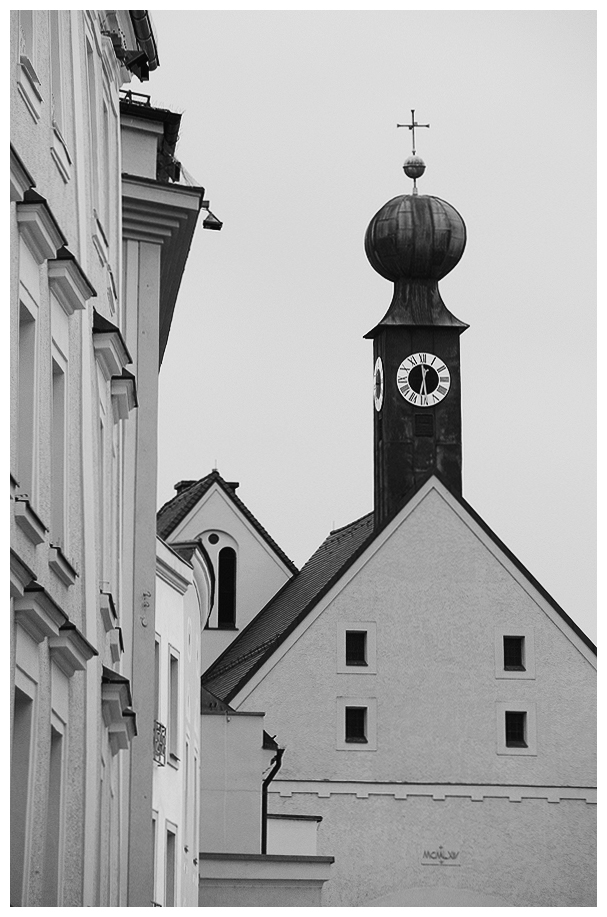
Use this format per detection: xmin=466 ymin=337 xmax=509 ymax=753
xmin=168 ymin=752 xmax=180 ymax=770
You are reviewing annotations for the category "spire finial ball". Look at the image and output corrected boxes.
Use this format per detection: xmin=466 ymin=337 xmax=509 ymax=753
xmin=403 ymin=155 xmax=426 ymax=180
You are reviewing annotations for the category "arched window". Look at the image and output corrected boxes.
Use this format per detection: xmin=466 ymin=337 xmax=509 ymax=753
xmin=217 ymin=547 xmax=237 ymax=628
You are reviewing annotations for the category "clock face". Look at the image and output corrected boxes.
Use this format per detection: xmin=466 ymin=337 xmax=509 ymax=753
xmin=396 ymin=352 xmax=451 ymax=407
xmin=373 ymin=357 xmax=384 ymax=411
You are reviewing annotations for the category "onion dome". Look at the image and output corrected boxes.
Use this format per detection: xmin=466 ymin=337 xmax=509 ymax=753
xmin=365 ymin=194 xmax=466 ymax=282
xmin=364 ymin=193 xmax=468 ymax=335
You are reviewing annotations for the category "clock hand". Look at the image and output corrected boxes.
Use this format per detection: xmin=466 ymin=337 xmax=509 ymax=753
xmin=420 ymin=364 xmax=428 ymax=396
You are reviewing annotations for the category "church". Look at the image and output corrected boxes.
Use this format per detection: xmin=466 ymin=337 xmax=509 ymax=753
xmin=158 ymin=140 xmax=597 ymax=907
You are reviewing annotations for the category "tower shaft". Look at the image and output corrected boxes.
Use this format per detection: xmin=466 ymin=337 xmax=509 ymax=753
xmin=373 ymin=326 xmax=463 ymax=528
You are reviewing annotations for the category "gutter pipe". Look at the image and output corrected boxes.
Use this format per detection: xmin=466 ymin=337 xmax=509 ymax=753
xmin=261 ymin=747 xmax=284 ymax=855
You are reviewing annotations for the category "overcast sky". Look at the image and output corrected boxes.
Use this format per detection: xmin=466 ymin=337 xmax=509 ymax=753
xmin=146 ymin=10 xmax=596 ymax=641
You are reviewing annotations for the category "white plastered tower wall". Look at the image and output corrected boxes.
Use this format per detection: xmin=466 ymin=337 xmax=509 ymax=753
xmin=230 ymin=478 xmax=596 ymax=907
xmin=165 ymin=480 xmax=295 ymax=671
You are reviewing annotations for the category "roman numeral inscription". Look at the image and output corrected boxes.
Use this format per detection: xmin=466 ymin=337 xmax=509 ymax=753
xmin=395 ymin=352 xmax=451 ymax=408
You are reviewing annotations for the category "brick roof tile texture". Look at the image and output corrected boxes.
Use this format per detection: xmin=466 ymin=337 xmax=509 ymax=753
xmin=202 ymin=512 xmax=374 ymax=702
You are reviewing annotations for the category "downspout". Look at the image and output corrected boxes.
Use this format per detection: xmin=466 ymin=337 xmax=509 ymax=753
xmin=129 ymin=10 xmax=159 ymax=71
xmin=261 ymin=747 xmax=284 ymax=854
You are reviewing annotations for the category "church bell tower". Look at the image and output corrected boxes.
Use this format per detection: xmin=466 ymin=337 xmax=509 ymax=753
xmin=364 ymin=112 xmax=468 ymax=528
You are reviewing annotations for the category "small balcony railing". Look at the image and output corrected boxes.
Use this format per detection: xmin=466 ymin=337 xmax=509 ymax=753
xmin=153 ymin=720 xmax=167 ymax=766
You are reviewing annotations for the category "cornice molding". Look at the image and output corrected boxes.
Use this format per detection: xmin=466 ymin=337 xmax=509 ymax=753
xmin=48 ymin=247 xmax=96 ymax=315
xmin=101 ymin=668 xmax=137 ymax=754
xmin=99 ymin=590 xmax=118 ymax=633
xmin=122 ymin=175 xmax=204 ymax=364
xmin=10 ymin=145 xmax=35 ymax=202
xmin=156 ymin=551 xmax=192 ymax=595
xmin=93 ymin=310 xmax=132 ymax=380
xmin=49 ymin=622 xmax=98 ymax=677
xmin=49 ymin=544 xmax=79 ymax=586
xmin=271 ymin=780 xmax=597 ymax=805
xmin=16 ymin=192 xmax=66 ymax=263
xmin=111 ymin=370 xmax=138 ymax=422
xmin=10 ymin=549 xmax=37 ymax=598
xmin=13 ymin=584 xmax=67 ymax=644
xmin=14 ymin=495 xmax=48 ymax=546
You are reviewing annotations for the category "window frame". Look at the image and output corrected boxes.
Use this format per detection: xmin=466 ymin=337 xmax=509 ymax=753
xmin=337 ymin=621 xmax=377 ymax=674
xmin=336 ymin=696 xmax=377 ymax=751
xmin=345 ymin=705 xmax=368 ymax=743
xmin=345 ymin=630 xmax=367 ymax=667
xmin=494 ymin=626 xmax=535 ymax=680
xmin=168 ymin=647 xmax=180 ymax=767
xmin=496 ymin=702 xmax=537 ymax=756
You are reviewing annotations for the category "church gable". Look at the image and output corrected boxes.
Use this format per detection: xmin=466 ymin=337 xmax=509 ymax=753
xmin=158 ymin=471 xmax=297 ymax=670
xmin=233 ymin=478 xmax=595 ymax=789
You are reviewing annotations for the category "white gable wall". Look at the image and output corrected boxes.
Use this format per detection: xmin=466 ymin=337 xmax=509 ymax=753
xmin=232 ymin=481 xmax=596 ymax=906
xmin=167 ymin=484 xmax=293 ymax=671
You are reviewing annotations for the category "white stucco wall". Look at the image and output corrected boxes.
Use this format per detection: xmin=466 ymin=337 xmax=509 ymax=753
xmin=235 ymin=482 xmax=596 ymax=906
xmin=199 ymin=711 xmax=270 ymax=855
xmin=10 ymin=10 xmax=136 ymax=907
xmin=168 ymin=484 xmax=294 ymax=670
xmin=154 ymin=540 xmax=204 ymax=907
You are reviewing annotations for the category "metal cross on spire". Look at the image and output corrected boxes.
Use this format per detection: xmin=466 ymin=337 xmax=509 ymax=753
xmin=397 ymin=109 xmax=430 ymax=156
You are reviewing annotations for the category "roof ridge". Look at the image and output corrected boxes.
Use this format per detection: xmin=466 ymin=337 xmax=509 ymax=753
xmin=328 ymin=511 xmax=373 ymax=537
xmin=156 ymin=470 xmax=298 ymax=573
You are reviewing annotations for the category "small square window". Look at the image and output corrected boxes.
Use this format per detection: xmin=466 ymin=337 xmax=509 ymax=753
xmin=503 ymin=636 xmax=525 ymax=671
xmin=345 ymin=631 xmax=367 ymax=666
xmin=505 ymin=711 xmax=527 ymax=747
xmin=336 ymin=697 xmax=377 ymax=750
xmin=494 ymin=626 xmax=535 ymax=680
xmin=345 ymin=706 xmax=367 ymax=743
xmin=337 ymin=622 xmax=376 ymax=674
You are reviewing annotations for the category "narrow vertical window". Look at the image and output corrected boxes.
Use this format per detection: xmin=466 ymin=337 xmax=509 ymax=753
xmin=345 ymin=706 xmax=367 ymax=744
xmin=505 ymin=711 xmax=527 ymax=748
xmin=184 ymin=741 xmax=190 ymax=841
xmin=165 ymin=826 xmax=176 ymax=907
xmin=18 ymin=303 xmax=36 ymax=495
xmin=51 ymin=358 xmax=66 ymax=544
xmin=193 ymin=752 xmax=199 ymax=852
xmin=97 ymin=416 xmax=106 ymax=580
xmin=217 ymin=547 xmax=236 ymax=628
xmin=345 ymin=631 xmax=367 ymax=666
xmin=168 ymin=651 xmax=179 ymax=762
xmin=110 ymin=427 xmax=119 ymax=592
xmin=503 ymin=635 xmax=525 ymax=671
xmin=11 ymin=687 xmax=34 ymax=905
xmin=42 ymin=726 xmax=64 ymax=904
xmin=154 ymin=637 xmax=160 ymax=724
xmin=151 ymin=812 xmax=158 ymax=906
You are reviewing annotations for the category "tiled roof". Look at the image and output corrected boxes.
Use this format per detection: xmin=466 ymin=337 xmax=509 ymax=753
xmin=156 ymin=470 xmax=298 ymax=574
xmin=202 ymin=469 xmax=597 ymax=704
xmin=202 ymin=512 xmax=375 ymax=702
